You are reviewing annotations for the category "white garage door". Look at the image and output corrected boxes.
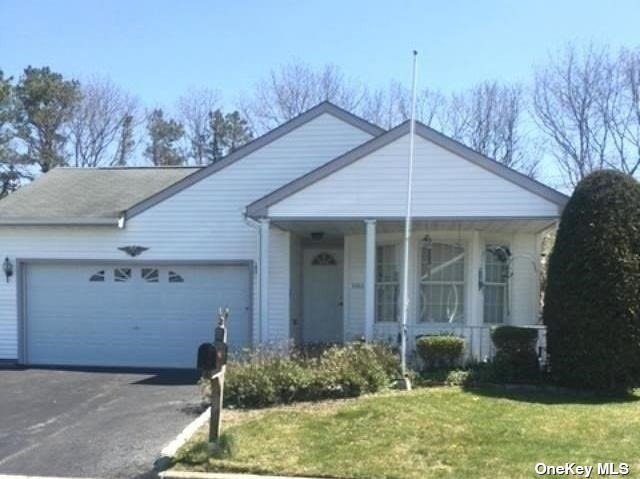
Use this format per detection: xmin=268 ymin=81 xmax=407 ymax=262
xmin=24 ymin=262 xmax=251 ymax=368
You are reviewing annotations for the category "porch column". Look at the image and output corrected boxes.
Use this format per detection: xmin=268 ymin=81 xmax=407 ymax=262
xmin=469 ymin=230 xmax=484 ymax=358
xmin=259 ymin=218 xmax=270 ymax=343
xmin=364 ymin=219 xmax=376 ymax=341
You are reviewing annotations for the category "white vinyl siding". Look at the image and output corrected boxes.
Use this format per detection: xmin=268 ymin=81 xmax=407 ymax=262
xmin=268 ymin=135 xmax=560 ymax=218
xmin=0 ymin=113 xmax=373 ymax=359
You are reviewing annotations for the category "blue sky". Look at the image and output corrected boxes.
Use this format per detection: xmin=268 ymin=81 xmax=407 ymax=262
xmin=2 ymin=1 xmax=639 ymax=188
xmin=3 ymin=0 xmax=638 ymax=107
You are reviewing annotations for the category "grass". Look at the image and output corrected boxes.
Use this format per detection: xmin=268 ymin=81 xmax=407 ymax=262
xmin=173 ymin=387 xmax=640 ymax=479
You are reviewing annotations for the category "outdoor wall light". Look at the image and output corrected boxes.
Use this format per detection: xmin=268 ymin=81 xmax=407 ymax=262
xmin=3 ymin=257 xmax=13 ymax=283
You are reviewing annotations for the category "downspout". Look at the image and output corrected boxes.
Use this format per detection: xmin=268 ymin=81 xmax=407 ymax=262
xmin=244 ymin=212 xmax=262 ymax=345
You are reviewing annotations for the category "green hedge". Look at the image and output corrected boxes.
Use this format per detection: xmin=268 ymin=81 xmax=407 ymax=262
xmin=543 ymin=170 xmax=640 ymax=392
xmin=416 ymin=335 xmax=465 ymax=370
xmin=219 ymin=342 xmax=399 ymax=408
xmin=490 ymin=326 xmax=540 ymax=383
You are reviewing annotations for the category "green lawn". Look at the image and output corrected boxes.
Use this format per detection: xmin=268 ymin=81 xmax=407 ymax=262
xmin=173 ymin=387 xmax=640 ymax=479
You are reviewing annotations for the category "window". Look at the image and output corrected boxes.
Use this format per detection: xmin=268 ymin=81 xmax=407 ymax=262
xmin=114 ymin=268 xmax=132 ymax=282
xmin=483 ymin=246 xmax=510 ymax=324
xmin=168 ymin=271 xmax=184 ymax=283
xmin=89 ymin=270 xmax=105 ymax=282
xmin=376 ymin=244 xmax=400 ymax=322
xmin=311 ymin=252 xmax=337 ymax=266
xmin=141 ymin=268 xmax=159 ymax=283
xmin=419 ymin=242 xmax=465 ymax=323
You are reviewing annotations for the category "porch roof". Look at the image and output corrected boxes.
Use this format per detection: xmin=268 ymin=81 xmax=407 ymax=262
xmin=273 ymin=217 xmax=557 ymax=239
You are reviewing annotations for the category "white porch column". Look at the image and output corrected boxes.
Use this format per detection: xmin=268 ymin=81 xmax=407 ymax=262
xmin=259 ymin=218 xmax=270 ymax=343
xmin=364 ymin=219 xmax=376 ymax=341
xmin=469 ymin=230 xmax=484 ymax=358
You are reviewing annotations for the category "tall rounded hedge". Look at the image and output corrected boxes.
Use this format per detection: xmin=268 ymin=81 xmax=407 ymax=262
xmin=543 ymin=170 xmax=640 ymax=392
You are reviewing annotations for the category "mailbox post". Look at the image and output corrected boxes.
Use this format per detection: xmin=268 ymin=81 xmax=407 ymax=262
xmin=197 ymin=307 xmax=229 ymax=444
xmin=209 ymin=308 xmax=228 ymax=443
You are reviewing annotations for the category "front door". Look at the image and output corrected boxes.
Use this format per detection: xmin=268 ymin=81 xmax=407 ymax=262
xmin=302 ymin=248 xmax=344 ymax=343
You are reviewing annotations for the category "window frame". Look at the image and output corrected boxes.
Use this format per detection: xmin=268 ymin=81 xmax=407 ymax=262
xmin=482 ymin=243 xmax=510 ymax=324
xmin=375 ymin=242 xmax=402 ymax=323
xmin=417 ymin=239 xmax=467 ymax=324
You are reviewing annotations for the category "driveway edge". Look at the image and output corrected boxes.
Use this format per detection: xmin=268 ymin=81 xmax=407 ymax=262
xmin=160 ymin=472 xmax=321 ymax=479
xmin=154 ymin=406 xmax=211 ymax=470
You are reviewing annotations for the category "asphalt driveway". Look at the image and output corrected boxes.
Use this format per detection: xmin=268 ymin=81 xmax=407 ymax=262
xmin=0 ymin=366 xmax=203 ymax=479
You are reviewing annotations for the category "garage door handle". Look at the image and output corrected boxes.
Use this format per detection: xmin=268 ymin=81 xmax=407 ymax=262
xmin=132 ymin=326 xmax=140 ymax=330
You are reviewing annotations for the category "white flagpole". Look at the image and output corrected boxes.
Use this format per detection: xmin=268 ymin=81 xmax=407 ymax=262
xmin=400 ymin=50 xmax=418 ymax=381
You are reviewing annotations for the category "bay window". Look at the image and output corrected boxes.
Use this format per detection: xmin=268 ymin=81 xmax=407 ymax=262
xmin=419 ymin=242 xmax=465 ymax=323
xmin=375 ymin=244 xmax=400 ymax=322
xmin=483 ymin=245 xmax=510 ymax=324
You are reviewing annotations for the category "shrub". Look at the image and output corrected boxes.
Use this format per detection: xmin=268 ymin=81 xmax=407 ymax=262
xmin=220 ymin=342 xmax=399 ymax=408
xmin=543 ymin=170 xmax=640 ymax=392
xmin=415 ymin=335 xmax=465 ymax=370
xmin=312 ymin=342 xmax=394 ymax=398
xmin=490 ymin=326 xmax=540 ymax=383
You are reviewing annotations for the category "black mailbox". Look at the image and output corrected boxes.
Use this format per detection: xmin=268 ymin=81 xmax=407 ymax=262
xmin=197 ymin=342 xmax=228 ymax=371
xmin=197 ymin=342 xmax=217 ymax=370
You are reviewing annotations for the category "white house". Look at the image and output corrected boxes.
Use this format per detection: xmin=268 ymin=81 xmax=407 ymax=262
xmin=0 ymin=102 xmax=567 ymax=368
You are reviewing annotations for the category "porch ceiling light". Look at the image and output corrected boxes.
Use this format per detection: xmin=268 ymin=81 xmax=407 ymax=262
xmin=310 ymin=232 xmax=324 ymax=241
xmin=2 ymin=257 xmax=13 ymax=283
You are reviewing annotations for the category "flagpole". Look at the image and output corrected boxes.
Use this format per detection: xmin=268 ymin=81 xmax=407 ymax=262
xmin=400 ymin=50 xmax=418 ymax=385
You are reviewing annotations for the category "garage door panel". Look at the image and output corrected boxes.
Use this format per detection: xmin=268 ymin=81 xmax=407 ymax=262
xmin=25 ymin=263 xmax=251 ymax=368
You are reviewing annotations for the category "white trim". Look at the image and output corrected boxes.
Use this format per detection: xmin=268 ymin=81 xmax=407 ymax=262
xmin=259 ymin=219 xmax=270 ymax=342
xmin=364 ymin=219 xmax=376 ymax=341
xmin=374 ymin=242 xmax=402 ymax=324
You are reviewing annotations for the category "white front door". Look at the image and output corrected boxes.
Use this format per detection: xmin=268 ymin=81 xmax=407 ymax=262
xmin=302 ymin=248 xmax=344 ymax=343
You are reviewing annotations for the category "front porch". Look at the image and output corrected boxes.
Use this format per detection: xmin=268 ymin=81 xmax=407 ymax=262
xmin=262 ymin=217 xmax=554 ymax=361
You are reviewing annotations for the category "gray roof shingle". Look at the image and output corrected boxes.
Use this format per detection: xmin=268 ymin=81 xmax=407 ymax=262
xmin=0 ymin=167 xmax=202 ymax=225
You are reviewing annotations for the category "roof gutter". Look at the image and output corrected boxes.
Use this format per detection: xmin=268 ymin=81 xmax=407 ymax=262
xmin=0 ymin=217 xmax=120 ymax=226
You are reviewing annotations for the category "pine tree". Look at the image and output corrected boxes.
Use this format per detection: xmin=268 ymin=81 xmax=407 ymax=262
xmin=144 ymin=109 xmax=186 ymax=166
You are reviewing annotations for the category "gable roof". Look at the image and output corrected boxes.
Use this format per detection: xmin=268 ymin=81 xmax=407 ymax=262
xmin=0 ymin=102 xmax=384 ymax=226
xmin=124 ymin=102 xmax=385 ymax=220
xmin=0 ymin=167 xmax=201 ymax=226
xmin=246 ymin=121 xmax=569 ymax=218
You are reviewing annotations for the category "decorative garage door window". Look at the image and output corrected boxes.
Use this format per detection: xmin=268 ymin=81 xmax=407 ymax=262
xmin=114 ymin=268 xmax=132 ymax=282
xmin=311 ymin=252 xmax=337 ymax=266
xmin=420 ymin=242 xmax=465 ymax=323
xmin=141 ymin=268 xmax=159 ymax=283
xmin=169 ymin=270 xmax=184 ymax=283
xmin=89 ymin=270 xmax=105 ymax=282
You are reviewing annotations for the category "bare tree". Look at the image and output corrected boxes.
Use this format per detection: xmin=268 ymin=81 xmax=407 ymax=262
xmin=240 ymin=61 xmax=366 ymax=132
xmin=442 ymin=82 xmax=538 ymax=176
xmin=359 ymin=81 xmax=445 ymax=129
xmin=533 ymin=45 xmax=612 ymax=186
xmin=600 ymin=47 xmax=640 ymax=176
xmin=177 ymin=88 xmax=221 ymax=165
xmin=113 ymin=113 xmax=136 ymax=166
xmin=69 ymin=77 xmax=138 ymax=167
